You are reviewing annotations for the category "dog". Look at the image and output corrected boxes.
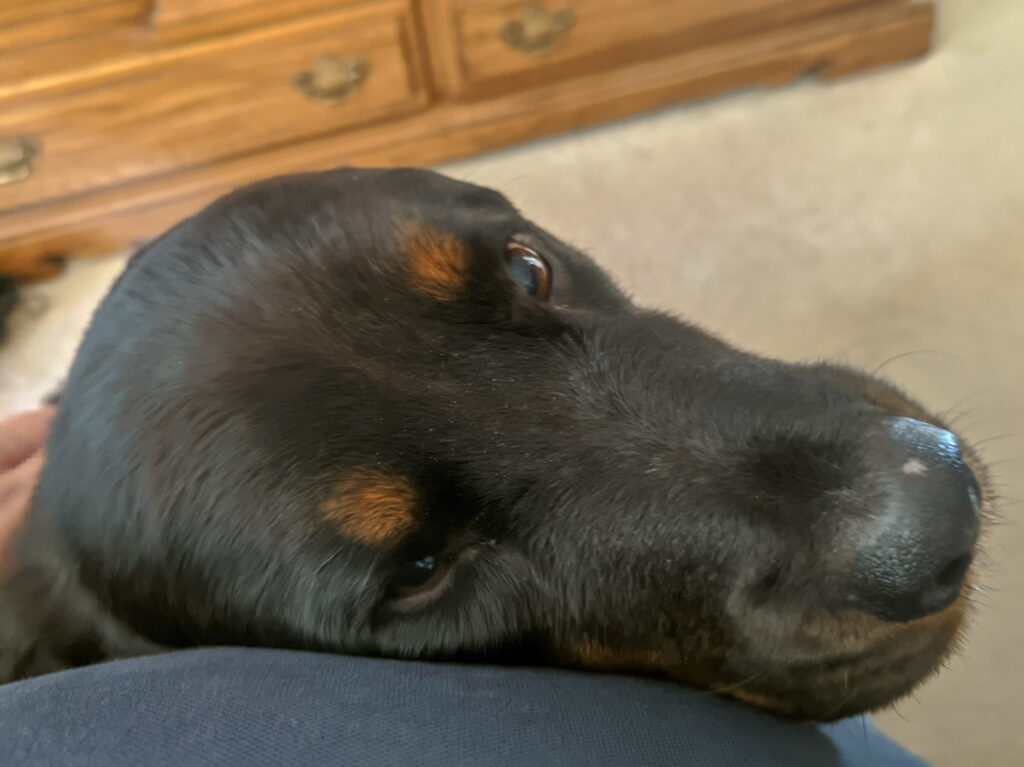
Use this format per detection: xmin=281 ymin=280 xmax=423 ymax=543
xmin=0 ymin=168 xmax=990 ymax=721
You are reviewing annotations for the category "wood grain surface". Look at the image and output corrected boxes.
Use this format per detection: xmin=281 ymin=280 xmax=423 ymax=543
xmin=0 ymin=0 xmax=934 ymax=281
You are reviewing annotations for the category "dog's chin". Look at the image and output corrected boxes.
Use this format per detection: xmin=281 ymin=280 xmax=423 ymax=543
xmin=718 ymin=593 xmax=971 ymax=722
xmin=560 ymin=584 xmax=972 ymax=722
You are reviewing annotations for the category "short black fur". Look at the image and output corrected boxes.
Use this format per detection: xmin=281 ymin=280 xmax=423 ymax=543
xmin=0 ymin=168 xmax=989 ymax=721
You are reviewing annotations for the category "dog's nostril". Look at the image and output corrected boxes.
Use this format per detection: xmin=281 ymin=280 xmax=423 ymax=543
xmin=935 ymin=553 xmax=972 ymax=592
xmin=843 ymin=417 xmax=981 ymax=623
xmin=848 ymin=523 xmax=977 ymax=624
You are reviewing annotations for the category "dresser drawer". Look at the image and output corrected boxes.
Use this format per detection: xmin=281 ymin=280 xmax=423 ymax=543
xmin=0 ymin=0 xmax=429 ymax=214
xmin=427 ymin=0 xmax=873 ymax=95
xmin=0 ymin=1 xmax=142 ymax=57
xmin=152 ymin=0 xmax=284 ymax=26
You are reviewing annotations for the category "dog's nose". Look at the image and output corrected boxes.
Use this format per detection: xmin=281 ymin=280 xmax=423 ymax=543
xmin=846 ymin=417 xmax=981 ymax=623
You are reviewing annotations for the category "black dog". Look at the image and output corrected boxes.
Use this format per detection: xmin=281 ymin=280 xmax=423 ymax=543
xmin=0 ymin=168 xmax=989 ymax=721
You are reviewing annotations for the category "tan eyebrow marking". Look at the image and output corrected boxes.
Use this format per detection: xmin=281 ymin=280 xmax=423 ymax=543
xmin=405 ymin=226 xmax=470 ymax=302
xmin=321 ymin=469 xmax=417 ymax=546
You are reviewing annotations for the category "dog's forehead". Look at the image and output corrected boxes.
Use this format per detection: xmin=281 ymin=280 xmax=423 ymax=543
xmin=308 ymin=168 xmax=529 ymax=265
xmin=163 ymin=167 xmax=629 ymax=328
xmin=364 ymin=167 xmax=513 ymax=209
xmin=322 ymin=167 xmax=520 ymax=227
xmin=297 ymin=168 xmax=614 ymax=304
xmin=198 ymin=167 xmax=521 ymax=252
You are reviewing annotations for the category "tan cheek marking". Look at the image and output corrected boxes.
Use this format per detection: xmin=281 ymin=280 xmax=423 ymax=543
xmin=321 ymin=470 xmax=417 ymax=546
xmin=571 ymin=638 xmax=664 ymax=672
xmin=569 ymin=638 xmax=727 ymax=692
xmin=728 ymin=687 xmax=785 ymax=711
xmin=405 ymin=227 xmax=470 ymax=302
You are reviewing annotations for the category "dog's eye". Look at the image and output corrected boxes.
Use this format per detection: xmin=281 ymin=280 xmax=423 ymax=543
xmin=507 ymin=244 xmax=551 ymax=301
xmin=392 ymin=555 xmax=450 ymax=599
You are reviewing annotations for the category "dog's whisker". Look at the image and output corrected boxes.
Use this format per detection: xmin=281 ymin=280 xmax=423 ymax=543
xmin=971 ymin=433 xmax=1024 ymax=447
xmin=315 ymin=546 xmax=347 ymax=575
xmin=939 ymin=389 xmax=990 ymax=418
xmin=709 ymin=670 xmax=767 ymax=695
xmin=891 ymin=706 xmax=911 ymax=723
xmin=870 ymin=349 xmax=958 ymax=376
xmin=944 ymin=406 xmax=984 ymax=431
xmin=977 ymin=459 xmax=1013 ymax=469
xmin=817 ymin=669 xmax=859 ymax=721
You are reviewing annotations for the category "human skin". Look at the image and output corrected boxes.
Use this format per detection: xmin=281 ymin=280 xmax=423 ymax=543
xmin=0 ymin=408 xmax=54 ymax=567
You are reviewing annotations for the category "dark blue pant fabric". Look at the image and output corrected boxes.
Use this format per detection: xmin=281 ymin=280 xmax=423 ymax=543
xmin=0 ymin=648 xmax=927 ymax=766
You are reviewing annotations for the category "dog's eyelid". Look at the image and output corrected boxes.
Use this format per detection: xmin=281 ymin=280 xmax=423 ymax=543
xmin=508 ymin=232 xmax=540 ymax=248
xmin=507 ymin=233 xmax=556 ymax=265
xmin=384 ymin=541 xmax=485 ymax=613
xmin=506 ymin=232 xmax=569 ymax=281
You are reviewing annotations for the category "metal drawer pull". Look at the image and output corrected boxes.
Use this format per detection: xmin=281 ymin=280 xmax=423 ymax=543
xmin=0 ymin=135 xmax=39 ymax=186
xmin=292 ymin=55 xmax=372 ymax=105
xmin=500 ymin=4 xmax=575 ymax=55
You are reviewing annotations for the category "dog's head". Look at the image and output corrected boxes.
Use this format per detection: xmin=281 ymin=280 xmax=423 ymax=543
xmin=30 ymin=168 xmax=989 ymax=720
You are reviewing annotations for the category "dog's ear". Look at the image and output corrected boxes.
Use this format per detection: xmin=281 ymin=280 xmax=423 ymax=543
xmin=0 ymin=588 xmax=68 ymax=683
xmin=0 ymin=519 xmax=162 ymax=683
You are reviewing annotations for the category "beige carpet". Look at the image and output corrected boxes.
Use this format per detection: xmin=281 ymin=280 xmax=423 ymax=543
xmin=1 ymin=0 xmax=1021 ymax=762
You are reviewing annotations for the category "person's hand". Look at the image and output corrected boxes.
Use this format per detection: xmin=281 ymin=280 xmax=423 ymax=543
xmin=0 ymin=408 xmax=55 ymax=565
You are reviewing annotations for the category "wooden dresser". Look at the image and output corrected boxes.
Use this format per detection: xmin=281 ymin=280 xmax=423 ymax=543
xmin=0 ymin=0 xmax=933 ymax=281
